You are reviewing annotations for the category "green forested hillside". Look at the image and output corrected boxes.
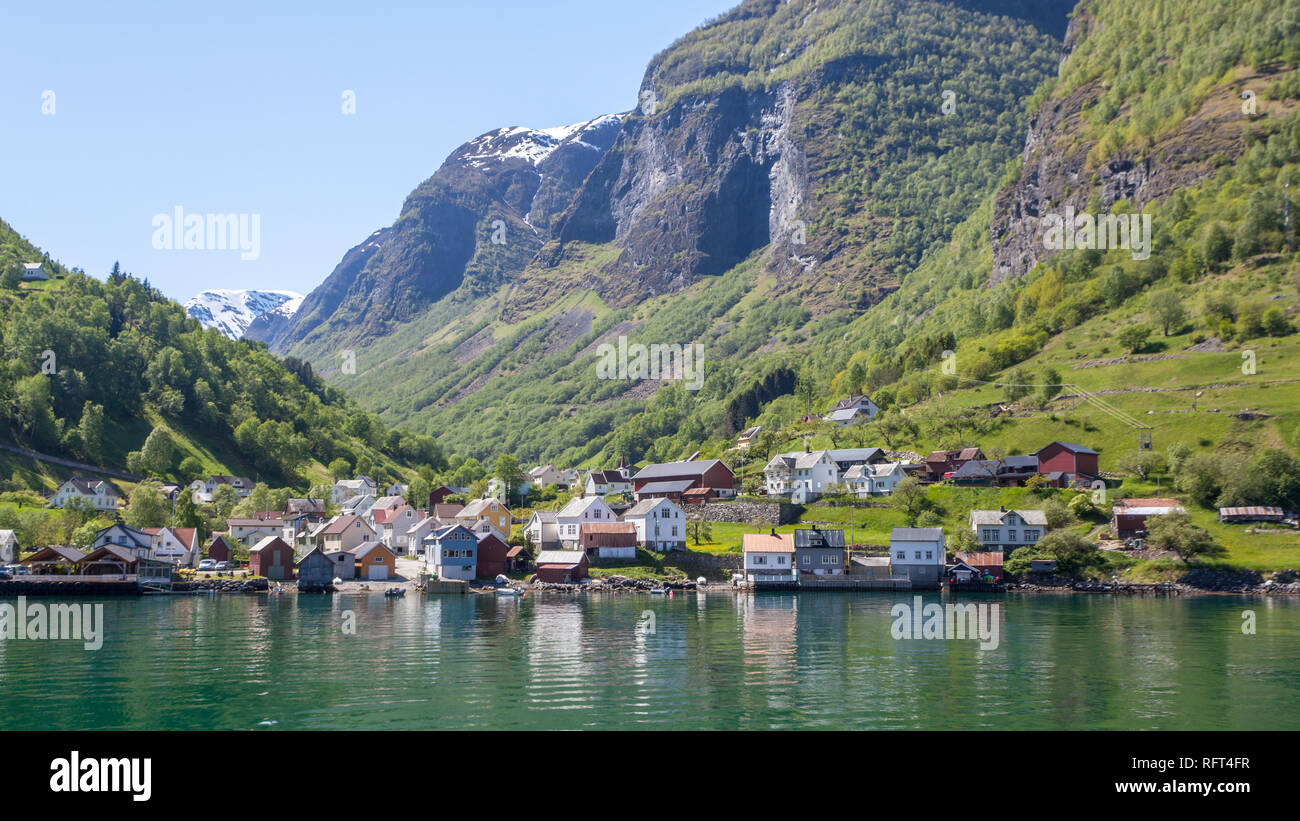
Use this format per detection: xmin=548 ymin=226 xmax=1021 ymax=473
xmin=0 ymin=232 xmax=441 ymax=494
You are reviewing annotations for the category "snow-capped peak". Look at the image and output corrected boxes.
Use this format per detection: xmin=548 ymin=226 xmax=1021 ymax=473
xmin=185 ymin=288 xmax=304 ymax=339
xmin=454 ymin=113 xmax=626 ymax=169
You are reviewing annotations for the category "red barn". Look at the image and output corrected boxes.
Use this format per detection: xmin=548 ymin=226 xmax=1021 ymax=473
xmin=249 ymin=536 xmax=295 ymax=580
xmin=1034 ymin=441 xmax=1100 ymax=485
xmin=207 ymin=535 xmax=234 ymax=563
xmin=534 ymin=550 xmax=589 ymax=583
xmin=631 ymin=459 xmax=735 ymax=501
xmin=475 ymin=532 xmax=511 ymax=579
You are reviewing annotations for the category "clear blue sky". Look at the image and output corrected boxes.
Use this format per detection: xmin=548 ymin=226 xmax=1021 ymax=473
xmin=0 ymin=0 xmax=736 ymax=302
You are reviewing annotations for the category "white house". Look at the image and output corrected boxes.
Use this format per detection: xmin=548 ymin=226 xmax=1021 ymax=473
xmin=21 ymin=262 xmax=48 ymax=281
xmin=742 ymin=532 xmax=796 ymax=582
xmin=92 ymin=523 xmax=155 ymax=558
xmin=621 ymin=498 xmax=686 ymax=551
xmin=823 ymin=395 xmax=879 ymax=426
xmin=528 ymin=464 xmax=567 ymax=488
xmin=332 ymin=477 xmax=377 ymax=505
xmin=584 ymin=468 xmax=632 ymax=497
xmin=144 ymin=527 xmax=201 ymax=567
xmin=0 ymin=530 xmax=18 ymax=564
xmin=969 ymin=509 xmax=1048 ymax=551
xmin=736 ymin=426 xmax=762 ymax=450
xmin=50 ymin=477 xmax=120 ymax=511
xmin=764 ymin=450 xmax=838 ymax=501
xmin=227 ymin=517 xmax=287 ymax=545
xmin=844 ymin=461 xmax=906 ymax=497
xmin=524 ymin=510 xmax=559 ymax=550
xmin=556 ymin=496 xmax=616 ymax=548
xmin=372 ymin=503 xmax=422 ymax=554
xmin=889 ymin=527 xmax=945 ymax=589
xmin=320 ymin=514 xmax=377 ymax=553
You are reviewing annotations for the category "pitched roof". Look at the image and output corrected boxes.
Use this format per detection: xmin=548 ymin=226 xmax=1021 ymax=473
xmin=792 ymin=528 xmax=846 ymax=548
xmin=891 ymin=527 xmax=945 ymax=541
xmin=536 ymin=550 xmax=586 ymax=566
xmin=249 ymin=536 xmax=291 ymax=553
xmin=321 ymin=514 xmax=372 ymax=535
xmin=23 ymin=545 xmax=86 ymax=563
xmin=459 ymin=498 xmax=506 ymax=518
xmin=228 ymin=517 xmax=286 ymax=527
xmin=352 ymin=542 xmax=393 ymax=561
xmin=579 ymin=522 xmax=635 ymax=534
xmin=528 ymin=510 xmax=558 ymax=523
xmin=631 ymin=459 xmax=729 ymax=481
xmin=557 ymin=496 xmax=607 ymax=518
xmin=60 ymin=477 xmax=120 ymax=497
xmin=1037 ymin=441 xmax=1098 ymax=455
xmin=826 ymin=448 xmax=883 ymax=464
xmin=433 ymin=503 xmax=464 ymax=519
xmin=957 ymin=551 xmax=1004 ymax=568
xmin=636 ymin=480 xmax=696 ymax=495
xmin=742 ymin=532 xmax=795 ymax=553
xmin=969 ymin=509 xmax=1048 ymax=526
xmin=622 ymin=498 xmax=677 ymax=517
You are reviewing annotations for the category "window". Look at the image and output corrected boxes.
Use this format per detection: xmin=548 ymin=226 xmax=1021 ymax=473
xmin=801 ymin=555 xmax=811 ymax=565
xmin=1007 ymin=530 xmax=1017 ymax=542
xmin=777 ymin=556 xmax=786 ymax=565
xmin=914 ymin=551 xmax=921 ymax=560
xmin=754 ymin=555 xmax=767 ymax=565
xmin=925 ymin=551 xmax=932 ymax=560
xmin=896 ymin=551 xmax=905 ymax=559
xmin=1024 ymin=530 xmax=1040 ymax=542
xmin=822 ymin=554 xmax=837 ymax=564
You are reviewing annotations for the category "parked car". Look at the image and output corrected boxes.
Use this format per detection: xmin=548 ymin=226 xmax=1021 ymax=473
xmin=0 ymin=568 xmax=10 ymax=580
xmin=5 ymin=564 xmax=28 ymax=576
xmin=198 ymin=559 xmax=216 ymax=571
xmin=214 ymin=561 xmax=231 ymax=571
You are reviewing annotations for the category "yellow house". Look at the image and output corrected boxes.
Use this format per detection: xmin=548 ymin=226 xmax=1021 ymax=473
xmin=456 ymin=498 xmax=511 ymax=537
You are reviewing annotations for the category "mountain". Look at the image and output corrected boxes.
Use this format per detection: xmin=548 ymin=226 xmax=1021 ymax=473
xmin=271 ymin=0 xmax=1073 ymax=463
xmin=185 ymin=289 xmax=303 ymax=339
xmin=250 ymin=113 xmax=625 ymax=352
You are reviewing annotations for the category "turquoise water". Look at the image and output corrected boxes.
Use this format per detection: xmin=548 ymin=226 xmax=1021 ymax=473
xmin=1 ymin=591 xmax=1297 ymax=730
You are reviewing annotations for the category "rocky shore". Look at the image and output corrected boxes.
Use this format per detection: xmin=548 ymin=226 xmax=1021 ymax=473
xmin=1007 ymin=569 xmax=1300 ymax=596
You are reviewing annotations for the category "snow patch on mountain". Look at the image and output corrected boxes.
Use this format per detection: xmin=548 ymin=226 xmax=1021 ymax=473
xmin=454 ymin=113 xmax=625 ymax=169
xmin=185 ymin=289 xmax=304 ymax=339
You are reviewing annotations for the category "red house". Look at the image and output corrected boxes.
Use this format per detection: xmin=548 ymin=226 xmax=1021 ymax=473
xmin=631 ymin=459 xmax=735 ymax=501
xmin=534 ymin=550 xmax=589 ymax=583
xmin=475 ymin=532 xmax=512 ymax=579
xmin=249 ymin=536 xmax=295 ymax=581
xmin=1034 ymin=441 xmax=1100 ymax=486
xmin=924 ymin=448 xmax=984 ymax=481
xmin=207 ymin=535 xmax=234 ymax=563
xmin=427 ymin=486 xmax=459 ymax=506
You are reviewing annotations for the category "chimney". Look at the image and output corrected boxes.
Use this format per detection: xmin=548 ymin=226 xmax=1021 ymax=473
xmin=1000 ymin=505 xmax=1006 ymax=512
xmin=770 ymin=528 xmax=778 ymax=538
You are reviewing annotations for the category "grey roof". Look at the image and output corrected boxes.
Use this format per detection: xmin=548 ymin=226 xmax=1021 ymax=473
xmin=536 ymin=550 xmax=586 ymax=566
xmin=998 ymin=455 xmax=1039 ymax=470
xmin=623 ymin=498 xmax=677 ymax=517
xmin=792 ymin=528 xmax=846 ymax=548
xmin=891 ymin=527 xmax=945 ymax=541
xmin=826 ymin=448 xmax=883 ymax=464
xmin=825 ymin=408 xmax=861 ymax=421
xmin=1038 ymin=441 xmax=1098 ymax=455
xmin=636 ymin=480 xmax=696 ymax=495
xmin=632 ymin=459 xmax=727 ymax=481
xmin=529 ymin=510 xmax=558 ymax=524
xmin=951 ymin=459 xmax=1000 ymax=479
xmin=969 ymin=509 xmax=1048 ymax=527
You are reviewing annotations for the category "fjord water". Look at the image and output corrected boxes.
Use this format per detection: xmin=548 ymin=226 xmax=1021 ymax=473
xmin=1 ymin=592 xmax=1297 ymax=730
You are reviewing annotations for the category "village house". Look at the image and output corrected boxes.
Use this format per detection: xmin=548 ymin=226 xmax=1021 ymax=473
xmin=528 ymin=464 xmax=567 ymax=489
xmin=1034 ymin=441 xmax=1100 ymax=487
xmin=736 ymin=426 xmax=763 ymax=450
xmin=286 ymin=498 xmax=326 ymax=517
xmin=320 ymin=514 xmax=378 ymax=553
xmin=621 ymin=497 xmax=687 ymax=552
xmin=92 ymin=523 xmax=154 ymax=557
xmin=523 ymin=510 xmax=559 ymax=550
xmin=78 ymin=544 xmax=148 ymax=577
xmin=823 ymin=395 xmax=879 ymax=426
xmin=793 ymin=527 xmax=846 ymax=577
xmin=0 ymin=529 xmax=17 ymax=564
xmin=427 ymin=486 xmax=462 ymax=506
xmin=207 ymin=534 xmax=234 ymax=563
xmin=475 ymin=532 xmax=512 ymax=579
xmin=352 ymin=542 xmax=396 ymax=581
xmin=765 ymin=450 xmax=838 ymax=501
xmin=386 ymin=482 xmax=408 ymax=497
xmin=742 ymin=531 xmax=796 ymax=583
xmin=249 ymin=536 xmax=295 ymax=580
xmin=405 ymin=514 xmax=442 ymax=557
xmin=1219 ymin=506 xmax=1287 ymax=524
xmin=578 ymin=522 xmax=638 ymax=560
xmin=228 ymin=517 xmax=288 ymax=545
xmin=50 ymin=477 xmax=121 ymax=511
xmin=325 ymin=548 xmax=357 ymax=580
xmin=1112 ymin=498 xmax=1185 ymax=539
xmin=633 ymin=459 xmax=736 ymax=501
xmin=556 ymin=495 xmax=617 ymax=548
xmin=432 ymin=502 xmax=464 ymax=522
xmin=144 ymin=527 xmax=201 ymax=567
xmin=949 ymin=459 xmax=1002 ymax=486
xmin=584 ymin=466 xmax=633 ymax=497
xmin=996 ymin=455 xmax=1040 ymax=486
xmin=947 ymin=558 xmax=983 ymax=583
xmin=969 ymin=509 xmax=1047 ymax=551
xmin=199 ymin=475 xmax=255 ymax=498
xmin=21 ymin=261 xmax=48 ymax=281
xmin=296 ymin=547 xmax=336 ymax=588
xmin=371 ymin=503 xmax=422 ymax=554
xmin=534 ymin=550 xmax=589 ymax=583
xmin=488 ymin=476 xmax=530 ymax=503
xmin=956 ymin=551 xmax=1004 ymax=582
xmin=427 ymin=524 xmax=478 ymax=581
xmin=923 ymin=448 xmax=985 ymax=482
xmin=455 ymin=498 xmax=512 ymax=538
xmin=332 ymin=476 xmax=377 ymax=505
xmin=844 ymin=461 xmax=906 ymax=497
xmin=889 ymin=527 xmax=946 ymax=590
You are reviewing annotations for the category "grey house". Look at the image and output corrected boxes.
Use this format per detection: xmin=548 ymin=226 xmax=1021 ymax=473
xmin=296 ymin=547 xmax=335 ymax=589
xmin=793 ymin=527 xmax=846 ymax=577
xmin=889 ymin=527 xmax=946 ymax=589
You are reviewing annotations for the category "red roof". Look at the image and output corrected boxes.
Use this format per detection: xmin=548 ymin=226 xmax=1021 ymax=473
xmin=957 ymin=551 xmax=1004 ymax=568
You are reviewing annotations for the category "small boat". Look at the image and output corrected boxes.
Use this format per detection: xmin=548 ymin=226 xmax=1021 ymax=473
xmin=383 ymin=587 xmax=406 ymax=598
xmin=649 ymin=587 xmax=668 ymax=595
xmin=496 ymin=587 xmax=523 ymax=597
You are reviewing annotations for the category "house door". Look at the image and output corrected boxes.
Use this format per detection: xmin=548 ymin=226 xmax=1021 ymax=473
xmin=368 ymin=563 xmax=389 ymax=581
